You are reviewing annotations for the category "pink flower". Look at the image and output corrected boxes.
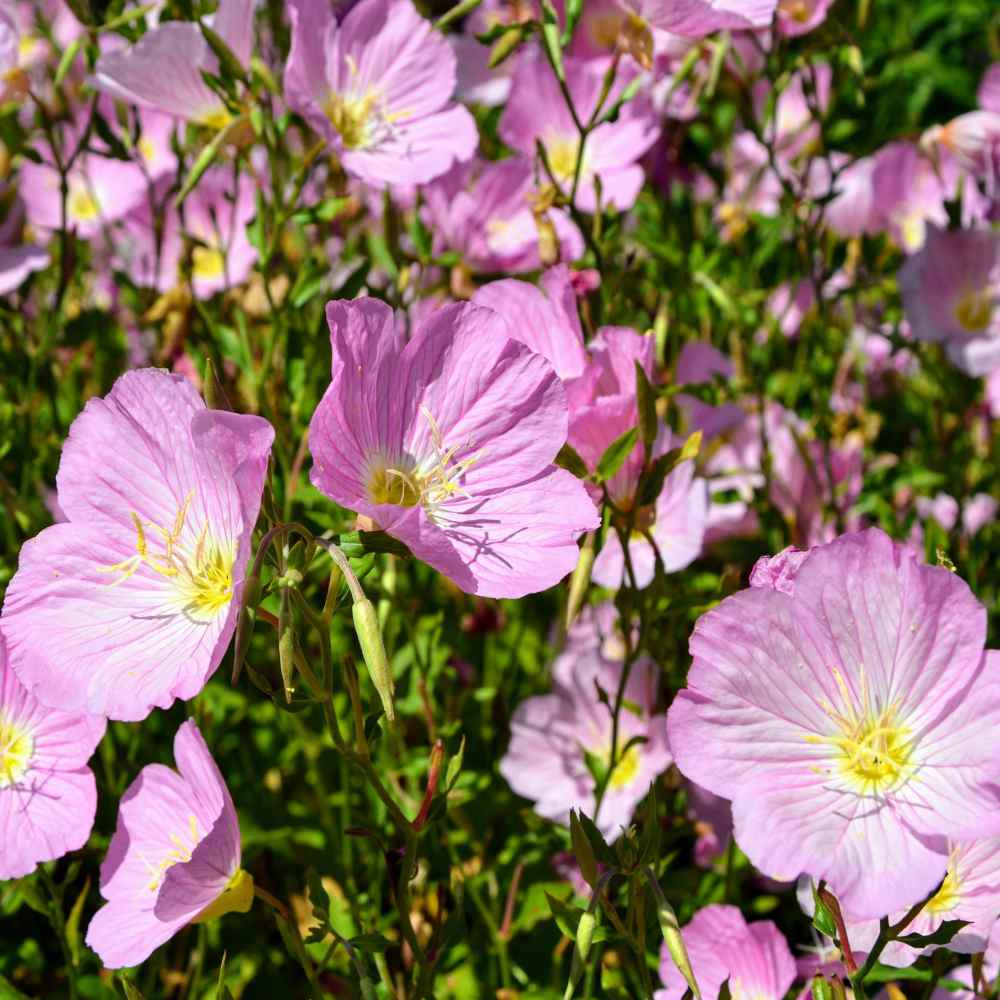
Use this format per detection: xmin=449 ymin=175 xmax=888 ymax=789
xmin=899 ymin=225 xmax=1000 ymax=376
xmin=872 ymin=141 xmax=951 ymax=252
xmin=0 ymin=195 xmax=48 ymax=294
xmin=668 ymin=528 xmax=1000 ymax=919
xmin=284 ymin=0 xmax=478 ymax=187
xmin=980 ymin=64 xmax=1000 ymax=115
xmin=499 ymin=610 xmax=672 ymax=839
xmin=964 ymin=494 xmax=998 ymax=537
xmin=655 ymin=904 xmax=796 ymax=1000
xmin=625 ymin=0 xmax=778 ymax=38
xmin=566 ymin=328 xmax=709 ymax=588
xmin=421 ymin=156 xmax=584 ymax=272
xmin=86 ymin=720 xmax=252 ymax=969
xmin=684 ymin=779 xmax=733 ymax=868
xmin=0 ymin=636 xmax=104 ymax=880
xmin=2 ymin=369 xmax=274 ymax=722
xmin=472 ymin=266 xmax=587 ymax=382
xmin=93 ymin=0 xmax=253 ymax=126
xmin=119 ymin=167 xmax=259 ymax=298
xmin=308 ymin=298 xmax=599 ymax=598
xmin=19 ymin=147 xmax=147 ymax=239
xmin=775 ymin=0 xmax=835 ymax=36
xmin=811 ymin=836 xmax=1000 ymax=969
xmin=499 ymin=52 xmax=659 ymax=212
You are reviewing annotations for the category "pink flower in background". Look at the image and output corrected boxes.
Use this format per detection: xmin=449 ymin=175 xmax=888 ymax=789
xmin=655 ymin=904 xmax=796 ymax=1000
xmin=684 ymin=779 xmax=733 ymax=868
xmin=626 ymin=0 xmax=779 ymax=37
xmin=2 ymin=369 xmax=274 ymax=722
xmin=0 ymin=192 xmax=48 ymax=294
xmin=308 ymin=298 xmax=598 ymax=598
xmin=872 ymin=141 xmax=951 ymax=252
xmin=964 ymin=493 xmax=998 ymax=536
xmin=500 ymin=52 xmax=659 ymax=212
xmin=826 ymin=155 xmax=881 ymax=238
xmin=93 ymin=0 xmax=253 ymax=126
xmin=86 ymin=720 xmax=252 ymax=969
xmin=899 ymin=225 xmax=1000 ymax=376
xmin=472 ymin=266 xmax=587 ymax=382
xmin=500 ymin=611 xmax=671 ymax=839
xmin=422 ymin=157 xmax=584 ymax=272
xmin=802 ymin=836 xmax=1000 ymax=969
xmin=668 ymin=528 xmax=1000 ymax=919
xmin=776 ymin=0 xmax=835 ymax=36
xmin=119 ymin=167 xmax=259 ymax=298
xmin=675 ymin=341 xmax=745 ymax=442
xmin=284 ymin=0 xmax=477 ymax=187
xmin=980 ymin=64 xmax=1000 ymax=114
xmin=0 ymin=638 xmax=105 ymax=880
xmin=19 ymin=147 xmax=147 ymax=239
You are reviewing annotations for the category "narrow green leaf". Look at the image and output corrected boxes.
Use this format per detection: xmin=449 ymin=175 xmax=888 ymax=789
xmin=596 ymin=426 xmax=639 ymax=483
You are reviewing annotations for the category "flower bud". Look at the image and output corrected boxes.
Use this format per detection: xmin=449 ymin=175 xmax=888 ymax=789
xmin=657 ymin=897 xmax=700 ymax=999
xmin=811 ymin=976 xmax=833 ymax=1000
xmin=565 ymin=534 xmax=595 ymax=631
xmin=352 ymin=597 xmax=396 ymax=722
xmin=564 ymin=908 xmax=598 ymax=1000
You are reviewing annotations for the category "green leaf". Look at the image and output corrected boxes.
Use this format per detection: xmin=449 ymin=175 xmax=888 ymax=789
xmin=895 ymin=919 xmax=970 ymax=948
xmin=118 ymin=976 xmax=146 ymax=1000
xmin=177 ymin=118 xmax=242 ymax=204
xmin=635 ymin=360 xmax=657 ymax=449
xmin=201 ymin=24 xmax=246 ymax=81
xmin=556 ymin=443 xmax=589 ymax=479
xmin=569 ymin=810 xmax=598 ymax=889
xmin=538 ymin=2 xmax=565 ymax=82
xmin=445 ymin=735 xmax=466 ymax=793
xmin=64 ymin=876 xmax=90 ymax=966
xmin=595 ymin=427 xmax=639 ymax=483
xmin=349 ymin=932 xmax=393 ymax=953
xmin=811 ymin=886 xmax=837 ymax=939
xmin=307 ymin=870 xmax=331 ymax=924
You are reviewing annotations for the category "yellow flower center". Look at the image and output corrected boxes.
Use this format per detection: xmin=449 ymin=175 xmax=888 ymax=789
xmin=834 ymin=707 xmax=911 ymax=790
xmin=548 ymin=136 xmax=581 ymax=183
xmin=926 ymin=866 xmax=961 ymax=915
xmin=0 ymin=717 xmax=33 ymax=788
xmin=779 ymin=0 xmax=813 ymax=21
xmin=954 ymin=287 xmax=993 ymax=333
xmin=198 ymin=105 xmax=232 ymax=130
xmin=607 ymin=741 xmax=642 ymax=790
xmin=812 ymin=669 xmax=914 ymax=794
xmin=365 ymin=408 xmax=481 ymax=520
xmin=589 ymin=11 xmax=625 ymax=48
xmin=141 ymin=814 xmax=199 ymax=892
xmin=137 ymin=137 xmax=157 ymax=164
xmin=102 ymin=493 xmax=236 ymax=622
xmin=192 ymin=867 xmax=255 ymax=923
xmin=325 ymin=90 xmax=380 ymax=150
xmin=192 ymin=245 xmax=226 ymax=281
xmin=68 ymin=188 xmax=100 ymax=223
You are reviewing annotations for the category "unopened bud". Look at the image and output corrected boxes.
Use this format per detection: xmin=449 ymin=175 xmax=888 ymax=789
xmin=565 ymin=534 xmax=595 ymax=631
xmin=489 ymin=25 xmax=526 ymax=69
xmin=564 ymin=909 xmax=598 ymax=1000
xmin=657 ymin=897 xmax=700 ymax=999
xmin=352 ymin=598 xmax=396 ymax=722
xmin=811 ymin=976 xmax=833 ymax=1000
xmin=535 ymin=210 xmax=560 ymax=267
xmin=828 ymin=977 xmax=847 ymax=1000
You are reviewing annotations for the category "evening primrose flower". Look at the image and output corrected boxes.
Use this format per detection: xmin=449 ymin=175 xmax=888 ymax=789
xmin=308 ymin=298 xmax=599 ymax=598
xmin=93 ymin=0 xmax=253 ymax=127
xmin=284 ymin=0 xmax=478 ymax=187
xmin=667 ymin=527 xmax=1000 ymax=919
xmin=655 ymin=905 xmax=796 ymax=1000
xmin=499 ymin=610 xmax=672 ymax=839
xmin=86 ymin=720 xmax=252 ymax=969
xmin=1 ymin=369 xmax=274 ymax=722
xmin=801 ymin=836 xmax=1000 ymax=969
xmin=0 ymin=637 xmax=105 ymax=881
xmin=899 ymin=224 xmax=1000 ymax=376
xmin=499 ymin=52 xmax=659 ymax=212
xmin=622 ymin=0 xmax=778 ymax=38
